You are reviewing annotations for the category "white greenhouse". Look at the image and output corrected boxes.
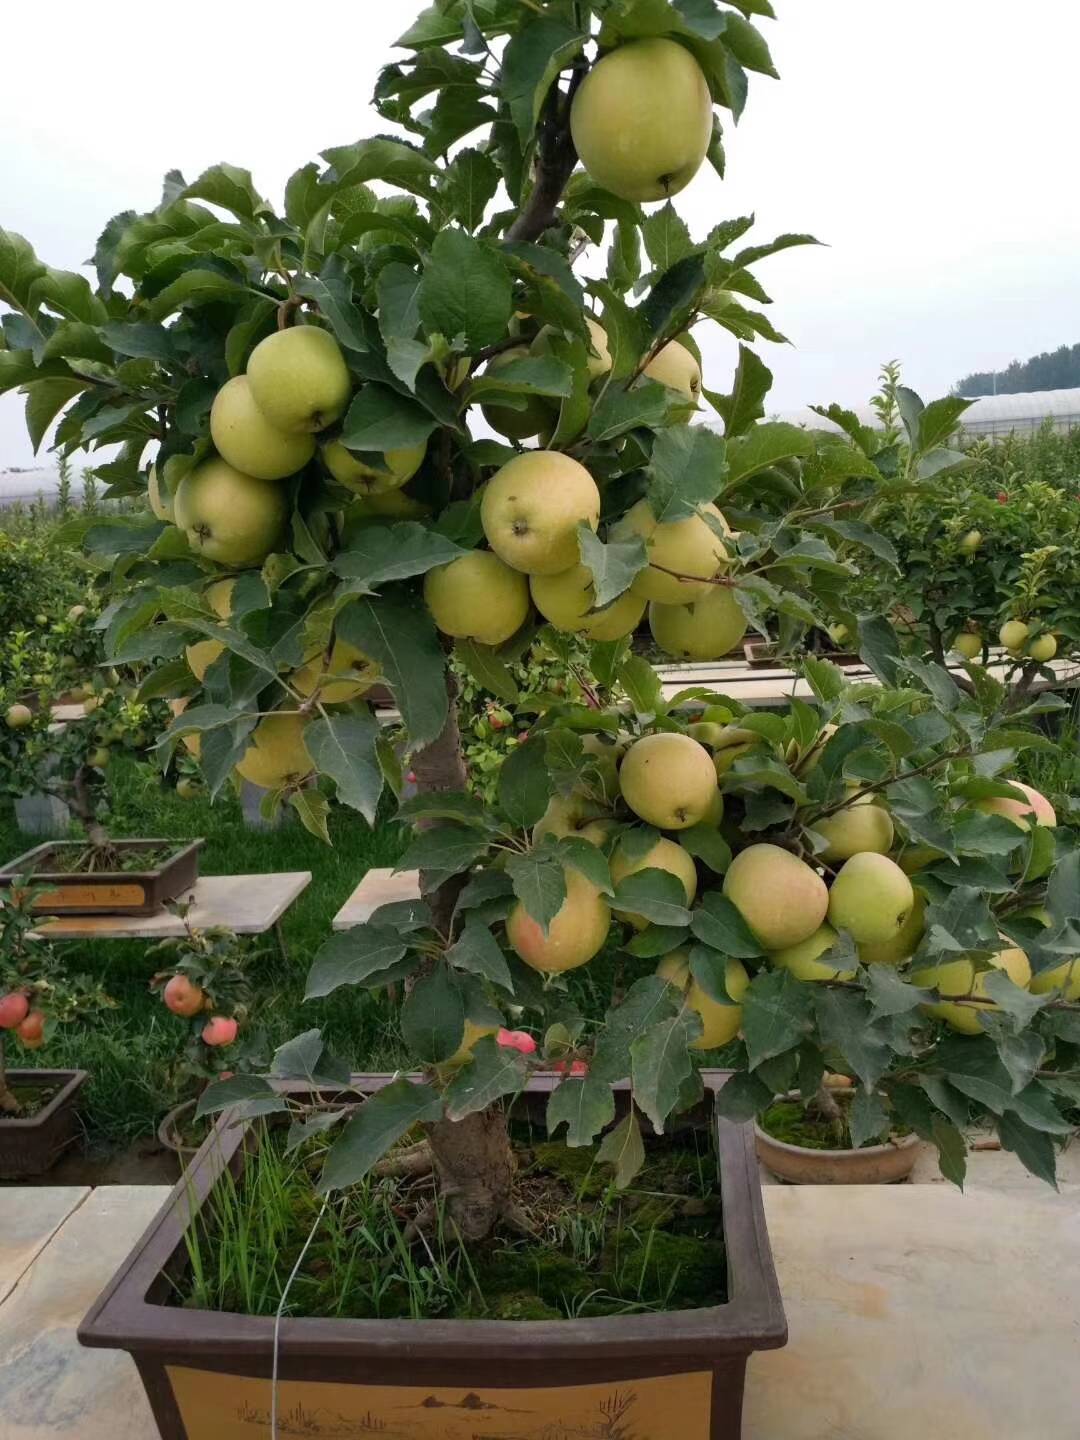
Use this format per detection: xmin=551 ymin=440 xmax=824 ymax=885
xmin=769 ymin=388 xmax=1080 ymax=441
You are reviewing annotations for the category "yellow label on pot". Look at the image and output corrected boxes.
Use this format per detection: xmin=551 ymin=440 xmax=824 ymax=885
xmin=37 ymin=883 xmax=146 ymax=909
xmin=166 ymin=1363 xmax=712 ymax=1439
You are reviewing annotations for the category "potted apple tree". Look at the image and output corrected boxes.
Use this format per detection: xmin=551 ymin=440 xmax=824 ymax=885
xmin=0 ymin=881 xmax=112 ymax=1177
xmin=4 ymin=0 xmax=1078 ymax=1434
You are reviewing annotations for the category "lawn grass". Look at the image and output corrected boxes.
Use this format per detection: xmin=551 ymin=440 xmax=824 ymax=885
xmin=0 ymin=758 xmax=408 ymax=1151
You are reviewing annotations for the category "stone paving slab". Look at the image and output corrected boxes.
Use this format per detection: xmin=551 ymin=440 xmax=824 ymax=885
xmin=745 ymin=1183 xmax=1080 ymax=1440
xmin=0 ymin=1186 xmax=162 ymax=1440
xmin=0 ymin=1187 xmax=88 ymax=1308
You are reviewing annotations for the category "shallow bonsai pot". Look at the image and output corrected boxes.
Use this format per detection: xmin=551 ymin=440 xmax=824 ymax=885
xmin=0 ymin=1069 xmax=88 ymax=1179
xmin=755 ymin=1123 xmax=921 ymax=1185
xmin=0 ymin=838 xmax=204 ymax=916
xmin=80 ymin=1072 xmax=787 ymax=1440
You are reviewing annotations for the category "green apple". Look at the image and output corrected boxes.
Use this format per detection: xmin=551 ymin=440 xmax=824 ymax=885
xmin=656 ymin=950 xmax=749 ymax=1050
xmin=611 ymin=836 xmax=697 ymax=929
xmin=619 ymin=732 xmax=717 ymax=830
xmin=174 ymin=459 xmax=287 ymax=566
xmin=1027 ymin=633 xmax=1057 ymax=663
xmin=530 ymin=563 xmax=645 ymax=640
xmin=532 ymin=792 xmax=615 ymax=848
xmin=644 ymin=339 xmax=702 ymax=406
xmin=723 ymin=843 xmax=829 ymax=950
xmin=235 ymin=712 xmax=314 ymax=789
xmin=480 ymin=346 xmax=557 ymax=440
xmin=506 ymin=867 xmax=611 ymax=973
xmin=999 ymin=619 xmax=1030 ymax=652
xmin=827 ymin=853 xmax=914 ymax=945
xmin=952 ymin=632 xmax=982 ymax=660
xmin=611 ymin=499 xmax=730 ymax=604
xmin=175 ymin=777 xmax=202 ymax=801
xmin=147 ymin=465 xmax=175 ymax=522
xmin=649 ymin=586 xmax=746 ymax=661
xmin=5 ymin=703 xmax=32 ymax=730
xmin=293 ymin=638 xmax=380 ymax=703
xmin=812 ymin=793 xmax=895 ymax=863
xmin=957 ymin=529 xmax=982 ymax=554
xmin=480 ymin=451 xmax=600 ymax=576
xmin=858 ymin=892 xmax=926 ymax=965
xmin=245 ymin=325 xmax=351 ymax=434
xmin=209 ymin=376 xmax=316 ymax=480
xmin=532 ymin=316 xmax=611 ymax=383
xmin=185 ymin=578 xmax=236 ymax=682
xmin=913 ymin=943 xmax=1031 ymax=1034
xmin=770 ymin=924 xmax=856 ymax=982
xmin=570 ymin=38 xmax=713 ymax=203
xmin=424 ymin=550 xmax=531 ymax=646
xmin=322 ymin=439 xmax=426 ymax=496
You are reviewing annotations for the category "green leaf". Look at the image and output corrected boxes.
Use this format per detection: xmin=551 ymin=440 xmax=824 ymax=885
xmin=1045 ymin=850 xmax=1080 ymax=925
xmin=625 ymin=924 xmax=690 ymax=957
xmin=688 ymin=946 xmax=742 ymax=1004
xmin=813 ymin=989 xmax=891 ymax=1092
xmin=857 ymin=614 xmax=904 ymax=686
xmin=630 ymin=1014 xmax=699 ymax=1133
xmin=501 ymin=16 xmax=586 ymax=143
xmin=996 ymin=1111 xmax=1057 ymax=1189
xmin=917 ymin=395 xmax=972 ymax=453
xmin=322 ymin=135 xmax=438 ymax=197
xmin=498 ymin=738 xmax=555 ymax=830
xmin=418 ymin=229 xmax=512 ymax=351
xmin=709 ymin=344 xmax=772 ymax=436
xmin=577 ymin=525 xmax=648 ymax=608
xmin=439 ymin=147 xmax=500 ymax=231
xmin=641 ymin=253 xmax=707 ymax=338
xmin=467 ymin=353 xmax=573 ymax=404
xmin=289 ymin=788 xmax=331 ymax=843
xmin=146 ymin=268 xmax=244 ymax=321
xmin=195 ymin=1075 xmax=287 ymax=1120
xmin=556 ymin=837 xmax=614 ymax=896
xmin=305 ymin=926 xmax=409 ymax=998
xmin=596 ymin=1109 xmax=646 ymax=1188
xmin=334 ymin=523 xmax=462 ymax=593
xmin=447 ymin=922 xmax=514 ymax=991
xmin=547 ymin=1074 xmax=617 ymax=1147
xmin=592 ymin=976 xmax=680 ymax=1084
xmin=690 ymin=892 xmax=766 ymax=958
xmin=586 ymin=380 xmax=669 ymax=442
xmin=293 ymin=271 xmax=372 ymax=354
xmin=397 ymin=791 xmax=492 ymax=830
xmin=33 ymin=265 xmax=108 ymax=324
xmin=714 ymin=1069 xmax=773 ymax=1122
xmin=848 ymin=1090 xmax=890 ymax=1148
xmin=721 ymin=422 xmax=814 ymax=490
xmin=338 ymin=387 xmax=440 ymax=453
xmin=741 ymin=969 xmax=813 ymax=1067
xmin=454 ymin=638 xmax=521 ymax=703
xmin=641 ymin=202 xmax=695 ymax=272
xmin=337 ymin=595 xmax=447 ymax=747
xmin=613 ymin=870 xmax=692 ymax=928
xmin=505 ymin=848 xmax=566 ymax=932
xmin=930 ymin=1115 xmax=967 ymax=1188
xmin=443 ymin=1035 xmax=529 ymax=1120
xmin=181 ymin=163 xmax=270 ymax=220
xmin=401 ymin=963 xmax=466 ymax=1064
xmin=303 ymin=713 xmax=383 ymax=824
xmin=0 ymin=228 xmax=46 ymax=315
xmin=618 ymin=655 xmax=664 ymax=716
xmin=397 ymin=825 xmax=490 ymax=885
xmin=866 ymin=966 xmax=932 ymax=1019
xmin=981 ymin=971 xmax=1048 ymax=1027
xmin=24 ymin=378 xmax=86 ymax=453
xmin=678 ymin=823 xmax=732 ymax=874
xmin=646 ymin=425 xmax=728 ymax=522
xmin=319 ymin=1077 xmax=443 ymax=1191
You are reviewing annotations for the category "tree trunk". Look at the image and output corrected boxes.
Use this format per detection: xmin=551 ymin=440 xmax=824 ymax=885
xmin=70 ymin=766 xmax=110 ymax=850
xmin=410 ymin=669 xmax=519 ymax=1240
xmin=0 ymin=1034 xmax=19 ymax=1116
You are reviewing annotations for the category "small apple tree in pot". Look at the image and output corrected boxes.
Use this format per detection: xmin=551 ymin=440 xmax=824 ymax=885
xmin=3 ymin=0 xmax=1078 ymax=1244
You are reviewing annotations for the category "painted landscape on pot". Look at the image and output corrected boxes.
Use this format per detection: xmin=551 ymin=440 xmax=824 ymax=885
xmin=165 ymin=1365 xmax=712 ymax=1440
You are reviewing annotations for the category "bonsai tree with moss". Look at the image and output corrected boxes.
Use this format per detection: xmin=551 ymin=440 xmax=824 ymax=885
xmin=4 ymin=0 xmax=1079 ymax=1241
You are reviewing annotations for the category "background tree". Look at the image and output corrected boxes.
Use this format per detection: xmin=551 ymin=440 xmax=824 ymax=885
xmin=953 ymin=341 xmax=1080 ymax=397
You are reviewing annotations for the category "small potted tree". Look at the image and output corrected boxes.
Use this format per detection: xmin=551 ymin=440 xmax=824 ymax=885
xmin=0 ymin=881 xmax=112 ymax=1177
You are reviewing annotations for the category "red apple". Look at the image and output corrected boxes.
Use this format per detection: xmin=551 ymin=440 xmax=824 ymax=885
xmin=0 ymin=992 xmax=29 ymax=1030
xmin=163 ymin=974 xmax=206 ymax=1018
xmin=201 ymin=1016 xmax=239 ymax=1047
xmin=17 ymin=1010 xmax=45 ymax=1046
xmin=497 ymin=1028 xmax=537 ymax=1055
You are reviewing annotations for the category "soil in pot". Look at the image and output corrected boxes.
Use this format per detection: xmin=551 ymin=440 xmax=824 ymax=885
xmin=173 ymin=1116 xmax=727 ymax=1323
xmin=2 ymin=1079 xmax=61 ymax=1119
xmin=759 ymin=1096 xmax=912 ymax=1152
xmin=33 ymin=841 xmax=178 ymax=874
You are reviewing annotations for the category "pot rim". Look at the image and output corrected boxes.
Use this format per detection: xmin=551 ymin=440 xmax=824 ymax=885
xmin=157 ymin=1096 xmax=200 ymax=1156
xmin=0 ymin=837 xmax=205 ymax=885
xmin=753 ymin=1123 xmax=921 ymax=1161
xmin=79 ymin=1070 xmax=788 ymax=1362
xmin=0 ymin=1069 xmax=89 ymax=1129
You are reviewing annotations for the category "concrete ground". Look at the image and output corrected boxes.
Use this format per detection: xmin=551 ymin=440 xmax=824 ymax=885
xmin=0 ymin=1146 xmax=1077 ymax=1439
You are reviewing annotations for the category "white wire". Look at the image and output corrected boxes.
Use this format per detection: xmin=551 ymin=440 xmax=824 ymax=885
xmin=270 ymin=1193 xmax=331 ymax=1440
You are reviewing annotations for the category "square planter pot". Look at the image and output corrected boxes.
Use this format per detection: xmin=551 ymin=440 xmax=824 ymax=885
xmin=0 ymin=838 xmax=204 ymax=916
xmin=0 ymin=1068 xmax=88 ymax=1179
xmin=79 ymin=1072 xmax=786 ymax=1440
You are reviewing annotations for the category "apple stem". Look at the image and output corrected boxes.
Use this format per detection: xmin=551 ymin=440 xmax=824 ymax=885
xmin=277 ymin=296 xmax=303 ymax=331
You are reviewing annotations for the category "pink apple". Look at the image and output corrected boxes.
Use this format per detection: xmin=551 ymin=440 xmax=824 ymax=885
xmin=201 ymin=1016 xmax=238 ymax=1047
xmin=0 ymin=992 xmax=29 ymax=1030
xmin=497 ymin=1028 xmax=537 ymax=1055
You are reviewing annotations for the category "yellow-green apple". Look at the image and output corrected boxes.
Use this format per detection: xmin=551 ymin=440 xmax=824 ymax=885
xmin=209 ymin=376 xmax=316 ymax=480
xmin=570 ymin=38 xmax=713 ymax=203
xmin=611 ymin=836 xmax=697 ymax=929
xmin=769 ymin=923 xmax=856 ymax=982
xmin=174 ymin=459 xmax=287 ymax=566
xmin=530 ymin=564 xmax=645 ymax=640
xmin=480 ymin=451 xmax=600 ymax=576
xmin=1028 ymin=633 xmax=1057 ymax=662
xmin=858 ymin=891 xmax=926 ymax=965
xmin=975 ymin=780 xmax=1056 ymax=831
xmin=812 ymin=793 xmax=895 ymax=862
xmin=532 ymin=317 xmax=611 ymax=383
xmin=480 ymin=345 xmax=556 ymax=440
xmin=912 ymin=942 xmax=1031 ymax=1034
xmin=424 ymin=550 xmax=531 ymax=646
xmin=656 ymin=950 xmax=749 ymax=1050
xmin=532 ymin=793 xmax=616 ymax=848
xmin=957 ymin=529 xmax=982 ymax=554
xmin=723 ymin=843 xmax=829 ymax=950
xmin=245 ymin=325 xmax=351 ymax=433
xmin=185 ymin=578 xmax=236 ymax=682
xmin=644 ymin=339 xmax=702 ymax=405
xmin=4 ymin=703 xmax=32 ymax=730
xmin=999 ymin=619 xmax=1030 ymax=652
xmin=235 ymin=712 xmax=314 ymax=789
xmin=619 ymin=731 xmax=717 ymax=829
xmin=649 ymin=586 xmax=745 ymax=661
xmin=952 ymin=632 xmax=982 ymax=660
xmin=611 ymin=499 xmax=729 ymax=604
xmin=506 ymin=867 xmax=611 ymax=973
xmin=147 ymin=465 xmax=175 ymax=522
xmin=827 ymin=853 xmax=914 ymax=945
xmin=292 ymin=638 xmax=380 ymax=703
xmin=322 ymin=439 xmax=426 ymax=495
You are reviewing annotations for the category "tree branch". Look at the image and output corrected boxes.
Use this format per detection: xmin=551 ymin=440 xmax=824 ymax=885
xmin=505 ymin=61 xmax=586 ymax=244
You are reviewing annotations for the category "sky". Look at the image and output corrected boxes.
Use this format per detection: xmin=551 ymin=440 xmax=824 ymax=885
xmin=2 ymin=0 xmax=1079 ymax=470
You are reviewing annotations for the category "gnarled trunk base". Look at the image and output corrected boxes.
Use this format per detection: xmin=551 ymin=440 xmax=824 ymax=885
xmin=426 ymin=1110 xmax=518 ymax=1243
